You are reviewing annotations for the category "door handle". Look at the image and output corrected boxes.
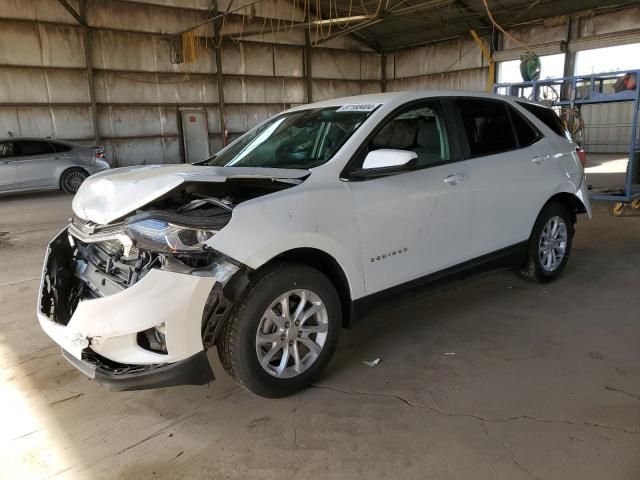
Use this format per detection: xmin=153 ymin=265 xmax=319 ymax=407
xmin=531 ymin=154 xmax=550 ymax=164
xmin=443 ymin=173 xmax=467 ymax=185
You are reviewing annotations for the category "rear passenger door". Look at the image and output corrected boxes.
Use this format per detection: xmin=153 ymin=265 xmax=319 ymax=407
xmin=14 ymin=140 xmax=58 ymax=189
xmin=347 ymin=99 xmax=474 ymax=295
xmin=454 ymin=98 xmax=555 ymax=257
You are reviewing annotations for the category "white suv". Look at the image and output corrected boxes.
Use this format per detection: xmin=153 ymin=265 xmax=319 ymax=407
xmin=38 ymin=92 xmax=591 ymax=397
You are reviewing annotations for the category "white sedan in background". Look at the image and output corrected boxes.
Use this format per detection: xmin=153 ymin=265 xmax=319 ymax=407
xmin=0 ymin=137 xmax=109 ymax=194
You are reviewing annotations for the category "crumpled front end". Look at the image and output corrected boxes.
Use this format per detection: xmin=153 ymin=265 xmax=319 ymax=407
xmin=37 ymin=218 xmax=240 ymax=390
xmin=38 ymin=163 xmax=307 ymax=390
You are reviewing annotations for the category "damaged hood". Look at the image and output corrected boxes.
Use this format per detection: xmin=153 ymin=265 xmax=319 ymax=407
xmin=72 ymin=164 xmax=309 ymax=224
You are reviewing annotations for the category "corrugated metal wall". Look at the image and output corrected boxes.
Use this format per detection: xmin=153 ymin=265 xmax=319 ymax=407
xmin=582 ymin=102 xmax=635 ymax=153
xmin=2 ymin=1 xmax=638 ymax=163
xmin=386 ymin=38 xmax=488 ymax=93
xmin=0 ymin=0 xmax=381 ymax=166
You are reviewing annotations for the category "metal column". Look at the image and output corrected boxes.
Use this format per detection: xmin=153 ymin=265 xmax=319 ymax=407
xmin=305 ymin=30 xmax=313 ymax=103
xmin=211 ymin=0 xmax=227 ymax=146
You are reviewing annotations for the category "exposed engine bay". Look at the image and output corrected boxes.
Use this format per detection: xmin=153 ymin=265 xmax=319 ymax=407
xmin=40 ymin=177 xmax=301 ymax=327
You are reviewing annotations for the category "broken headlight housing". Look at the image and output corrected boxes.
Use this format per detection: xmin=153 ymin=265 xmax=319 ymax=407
xmin=124 ymin=215 xmax=217 ymax=253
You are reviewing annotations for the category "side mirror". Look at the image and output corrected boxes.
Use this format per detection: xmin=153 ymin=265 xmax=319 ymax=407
xmin=351 ymin=149 xmax=417 ymax=178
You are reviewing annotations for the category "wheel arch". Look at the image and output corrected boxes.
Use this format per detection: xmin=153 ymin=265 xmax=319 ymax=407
xmin=544 ymin=191 xmax=587 ymax=224
xmin=266 ymin=247 xmax=355 ymax=329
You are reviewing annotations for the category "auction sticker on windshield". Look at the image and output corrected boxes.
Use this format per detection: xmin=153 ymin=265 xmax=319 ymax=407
xmin=336 ymin=103 xmax=381 ymax=112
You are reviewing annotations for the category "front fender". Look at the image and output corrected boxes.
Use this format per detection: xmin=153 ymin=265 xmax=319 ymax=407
xmin=208 ymin=181 xmax=366 ymax=299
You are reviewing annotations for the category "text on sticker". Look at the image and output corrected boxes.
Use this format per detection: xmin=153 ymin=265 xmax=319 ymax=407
xmin=336 ymin=104 xmax=381 ymax=112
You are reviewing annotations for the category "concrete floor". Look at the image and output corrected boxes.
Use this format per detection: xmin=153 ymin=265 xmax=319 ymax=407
xmin=1 ymin=159 xmax=639 ymax=479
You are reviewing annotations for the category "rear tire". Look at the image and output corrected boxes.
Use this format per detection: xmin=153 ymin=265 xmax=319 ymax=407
xmin=217 ymin=262 xmax=341 ymax=398
xmin=521 ymin=202 xmax=574 ymax=284
xmin=60 ymin=168 xmax=88 ymax=194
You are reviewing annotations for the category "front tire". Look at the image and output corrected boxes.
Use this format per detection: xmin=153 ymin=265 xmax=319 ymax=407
xmin=217 ymin=262 xmax=341 ymax=398
xmin=60 ymin=168 xmax=88 ymax=194
xmin=521 ymin=202 xmax=574 ymax=284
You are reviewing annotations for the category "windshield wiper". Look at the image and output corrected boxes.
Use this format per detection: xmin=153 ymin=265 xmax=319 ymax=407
xmin=192 ymin=155 xmax=217 ymax=166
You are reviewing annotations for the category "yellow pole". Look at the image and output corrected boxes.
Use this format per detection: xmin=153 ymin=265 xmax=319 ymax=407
xmin=470 ymin=29 xmax=495 ymax=92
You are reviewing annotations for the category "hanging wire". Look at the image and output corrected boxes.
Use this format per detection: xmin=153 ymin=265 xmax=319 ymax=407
xmin=176 ymin=0 xmax=264 ymax=35
xmin=337 ymin=0 xmax=355 ymax=30
xmin=289 ymin=0 xmax=299 ymax=30
xmin=276 ymin=0 xmax=282 ymax=38
xmin=183 ymin=31 xmax=198 ymax=63
xmin=169 ymin=0 xmax=384 ymax=66
xmin=232 ymin=11 xmax=248 ymax=42
xmin=316 ymin=0 xmax=333 ymax=40
xmin=481 ymin=0 xmax=530 ymax=51
xmin=358 ymin=0 xmax=384 ymax=18
xmin=306 ymin=0 xmax=384 ymax=45
xmin=212 ymin=12 xmax=227 ymax=48
xmin=169 ymin=35 xmax=183 ymax=64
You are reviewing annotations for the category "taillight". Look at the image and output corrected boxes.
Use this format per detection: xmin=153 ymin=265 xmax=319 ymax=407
xmin=95 ymin=151 xmax=104 ymax=159
xmin=576 ymin=147 xmax=586 ymax=168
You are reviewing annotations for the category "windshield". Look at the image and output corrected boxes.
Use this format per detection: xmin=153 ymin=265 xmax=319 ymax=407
xmin=201 ymin=106 xmax=374 ymax=169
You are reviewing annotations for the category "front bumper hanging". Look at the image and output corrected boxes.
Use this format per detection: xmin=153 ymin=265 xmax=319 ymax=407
xmin=37 ymin=226 xmax=238 ymax=390
xmin=61 ymin=349 xmax=214 ymax=391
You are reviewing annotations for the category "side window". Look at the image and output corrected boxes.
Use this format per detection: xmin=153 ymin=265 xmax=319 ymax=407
xmin=14 ymin=141 xmax=55 ymax=157
xmin=457 ymin=99 xmax=517 ymax=157
xmin=509 ymin=106 xmax=541 ymax=147
xmin=368 ymin=101 xmax=451 ymax=168
xmin=0 ymin=142 xmax=14 ymax=158
xmin=516 ymin=101 xmax=571 ymax=140
xmin=51 ymin=142 xmax=72 ymax=153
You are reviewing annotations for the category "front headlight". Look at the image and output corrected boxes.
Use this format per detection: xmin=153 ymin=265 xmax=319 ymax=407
xmin=124 ymin=217 xmax=217 ymax=253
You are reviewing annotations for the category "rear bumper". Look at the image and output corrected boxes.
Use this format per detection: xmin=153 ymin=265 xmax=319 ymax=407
xmin=86 ymin=160 xmax=110 ymax=175
xmin=62 ymin=349 xmax=214 ymax=391
xmin=577 ymin=176 xmax=593 ymax=219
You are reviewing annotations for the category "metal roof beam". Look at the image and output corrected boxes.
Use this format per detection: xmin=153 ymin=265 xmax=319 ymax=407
xmin=315 ymin=0 xmax=456 ymax=46
xmin=56 ymin=0 xmax=86 ymax=26
xmin=455 ymin=0 xmax=491 ymax=27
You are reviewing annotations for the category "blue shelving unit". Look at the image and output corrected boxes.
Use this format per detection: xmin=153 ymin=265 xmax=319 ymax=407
xmin=494 ymin=69 xmax=640 ymax=205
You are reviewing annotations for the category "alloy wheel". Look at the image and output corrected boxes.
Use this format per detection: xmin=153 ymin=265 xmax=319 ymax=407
xmin=64 ymin=170 xmax=87 ymax=193
xmin=255 ymin=289 xmax=329 ymax=379
xmin=538 ymin=215 xmax=568 ymax=272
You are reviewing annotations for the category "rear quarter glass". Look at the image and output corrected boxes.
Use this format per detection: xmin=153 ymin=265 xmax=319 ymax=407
xmin=516 ymin=101 xmax=572 ymax=141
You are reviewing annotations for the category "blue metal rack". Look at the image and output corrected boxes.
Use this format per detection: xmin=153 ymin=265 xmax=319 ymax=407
xmin=494 ymin=69 xmax=640 ymax=205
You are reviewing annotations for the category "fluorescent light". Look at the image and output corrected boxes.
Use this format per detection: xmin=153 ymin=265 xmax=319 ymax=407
xmin=312 ymin=15 xmax=373 ymax=26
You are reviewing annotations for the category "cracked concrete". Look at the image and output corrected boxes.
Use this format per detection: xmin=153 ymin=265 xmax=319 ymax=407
xmin=48 ymin=393 xmax=85 ymax=407
xmin=1 ymin=159 xmax=640 ymax=479
xmin=605 ymin=386 xmax=640 ymax=402
xmin=311 ymin=384 xmax=640 ymax=434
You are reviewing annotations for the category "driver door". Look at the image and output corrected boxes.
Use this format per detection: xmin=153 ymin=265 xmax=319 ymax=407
xmin=346 ymin=99 xmax=474 ymax=295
